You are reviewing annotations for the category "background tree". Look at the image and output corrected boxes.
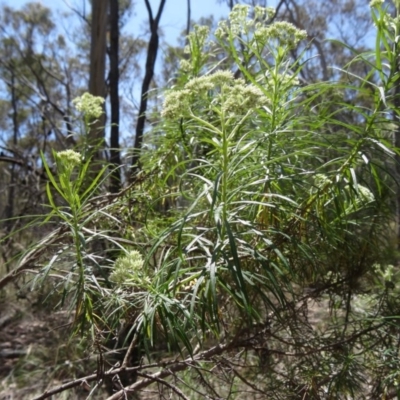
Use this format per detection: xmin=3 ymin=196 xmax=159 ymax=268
xmin=131 ymin=0 xmax=167 ymax=172
xmin=88 ymin=0 xmax=107 ymax=159
xmin=0 ymin=3 xmax=87 ymax=273
xmin=109 ymin=0 xmax=122 ymax=192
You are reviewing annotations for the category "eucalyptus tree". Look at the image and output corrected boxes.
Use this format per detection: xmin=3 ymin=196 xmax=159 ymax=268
xmin=131 ymin=0 xmax=167 ymax=173
xmin=109 ymin=0 xmax=122 ymax=192
xmin=88 ymin=0 xmax=107 ymax=162
xmin=0 ymin=3 xmax=87 ymax=232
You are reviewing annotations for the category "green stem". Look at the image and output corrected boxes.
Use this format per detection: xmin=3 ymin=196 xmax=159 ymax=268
xmin=62 ymin=172 xmax=87 ymax=323
xmin=71 ymin=211 xmax=85 ymax=318
xmin=221 ymin=110 xmax=228 ymax=235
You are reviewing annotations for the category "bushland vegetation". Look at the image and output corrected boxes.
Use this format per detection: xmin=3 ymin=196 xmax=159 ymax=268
xmin=1 ymin=1 xmax=400 ymax=399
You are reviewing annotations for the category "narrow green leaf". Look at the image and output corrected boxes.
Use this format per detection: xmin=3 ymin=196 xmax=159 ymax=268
xmin=224 ymin=219 xmax=249 ymax=310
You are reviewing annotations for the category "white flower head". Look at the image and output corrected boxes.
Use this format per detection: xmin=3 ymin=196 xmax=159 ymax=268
xmin=254 ymin=21 xmax=307 ymax=48
xmin=215 ymin=20 xmax=229 ymax=39
xmin=357 ymin=185 xmax=375 ymax=203
xmin=192 ymin=25 xmax=209 ymax=45
xmin=229 ymin=4 xmax=250 ymax=35
xmin=344 ymin=183 xmax=375 ymax=214
xmin=185 ymin=24 xmax=210 ymax=56
xmin=73 ymin=93 xmax=105 ymax=119
xmin=161 ymin=70 xmax=270 ymax=120
xmin=110 ymin=250 xmax=145 ymax=285
xmin=161 ymin=89 xmax=191 ymax=119
xmin=221 ymin=81 xmax=270 ymax=116
xmin=180 ymin=59 xmax=192 ymax=73
xmin=382 ymin=264 xmax=394 ymax=282
xmin=56 ymin=149 xmax=82 ymax=169
xmin=254 ymin=6 xmax=275 ymax=21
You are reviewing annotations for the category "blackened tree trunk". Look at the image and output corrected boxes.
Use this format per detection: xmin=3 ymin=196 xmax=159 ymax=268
xmin=131 ymin=0 xmax=167 ymax=174
xmin=88 ymin=0 xmax=108 ymax=157
xmin=186 ymin=0 xmax=191 ymax=36
xmin=109 ymin=0 xmax=121 ymax=192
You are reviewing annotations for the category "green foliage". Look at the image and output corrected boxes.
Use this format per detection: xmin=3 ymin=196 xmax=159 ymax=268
xmin=37 ymin=146 xmax=109 ymax=332
xmin=3 ymin=2 xmax=400 ymax=399
xmin=135 ymin=3 xmax=400 ymax=396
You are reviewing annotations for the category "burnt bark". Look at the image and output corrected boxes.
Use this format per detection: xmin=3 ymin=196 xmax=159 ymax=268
xmin=109 ymin=0 xmax=121 ymax=192
xmin=186 ymin=0 xmax=191 ymax=37
xmin=88 ymin=0 xmax=108 ymax=156
xmin=131 ymin=0 xmax=167 ymax=174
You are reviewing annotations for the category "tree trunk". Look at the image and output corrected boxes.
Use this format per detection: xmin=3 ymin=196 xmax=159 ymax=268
xmin=109 ymin=0 xmax=121 ymax=192
xmin=131 ymin=0 xmax=166 ymax=174
xmin=186 ymin=0 xmax=191 ymax=36
xmin=88 ymin=0 xmax=108 ymax=157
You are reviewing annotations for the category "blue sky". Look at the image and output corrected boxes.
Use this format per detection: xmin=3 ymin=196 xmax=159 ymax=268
xmin=138 ymin=0 xmax=229 ymax=42
xmin=1 ymin=0 xmax=232 ymax=44
xmin=0 ymin=1 xmax=280 ymax=45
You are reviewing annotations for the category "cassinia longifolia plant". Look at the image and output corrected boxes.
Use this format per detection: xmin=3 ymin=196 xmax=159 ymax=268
xmin=12 ymin=2 xmax=400 ymax=398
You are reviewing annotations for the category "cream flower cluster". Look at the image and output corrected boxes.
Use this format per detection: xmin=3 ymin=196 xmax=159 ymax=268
xmin=215 ymin=4 xmax=306 ymax=49
xmin=56 ymin=149 xmax=82 ymax=169
xmin=215 ymin=5 xmax=275 ymax=39
xmin=110 ymin=250 xmax=145 ymax=285
xmin=180 ymin=25 xmax=210 ymax=73
xmin=221 ymin=81 xmax=269 ymax=116
xmin=72 ymin=92 xmax=105 ymax=119
xmin=184 ymin=25 xmax=209 ymax=55
xmin=253 ymin=21 xmax=307 ymax=48
xmin=348 ymin=185 xmax=375 ymax=204
xmin=227 ymin=4 xmax=250 ymax=36
xmin=162 ymin=70 xmax=270 ymax=120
